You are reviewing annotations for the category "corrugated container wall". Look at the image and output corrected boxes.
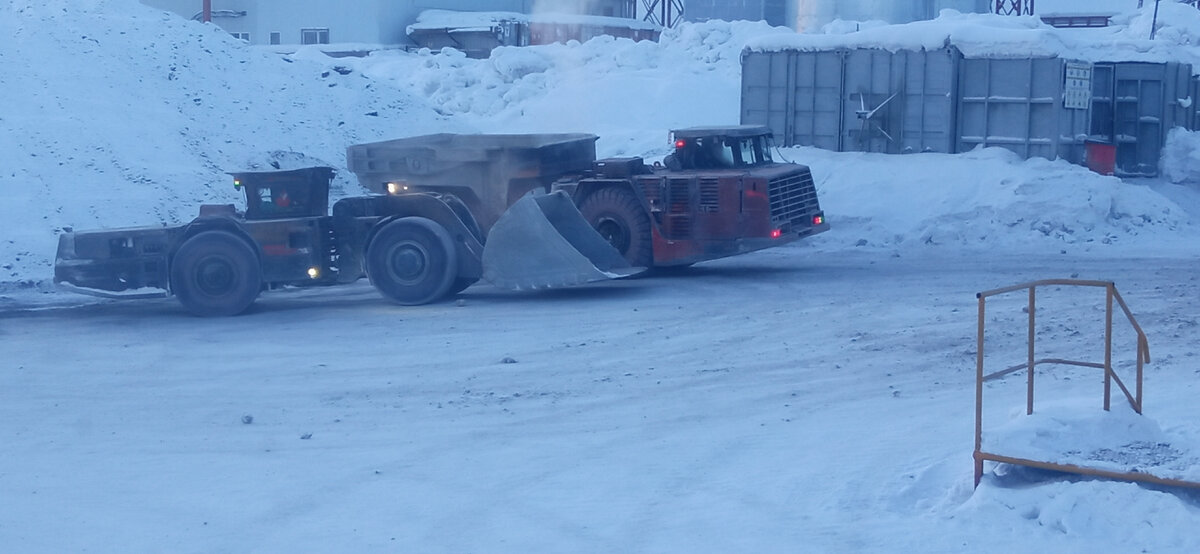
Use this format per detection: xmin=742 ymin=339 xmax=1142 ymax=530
xmin=1089 ymin=62 xmax=1192 ymax=176
xmin=741 ymin=47 xmax=960 ymax=155
xmin=742 ymin=45 xmax=1196 ymax=177
xmin=956 ymin=57 xmax=1090 ymax=164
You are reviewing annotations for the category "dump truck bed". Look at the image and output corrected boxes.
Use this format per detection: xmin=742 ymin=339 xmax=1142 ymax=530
xmin=347 ymin=133 xmax=598 ymax=232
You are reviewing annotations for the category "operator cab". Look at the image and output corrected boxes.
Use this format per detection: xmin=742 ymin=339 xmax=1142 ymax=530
xmin=665 ymin=125 xmax=776 ymax=170
xmin=231 ymin=167 xmax=335 ymax=220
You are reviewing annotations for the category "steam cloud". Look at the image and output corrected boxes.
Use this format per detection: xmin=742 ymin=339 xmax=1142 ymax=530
xmin=531 ymin=0 xmax=598 ymax=15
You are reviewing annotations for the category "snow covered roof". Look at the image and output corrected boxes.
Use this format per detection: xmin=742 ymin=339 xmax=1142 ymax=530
xmin=745 ymin=8 xmax=1200 ymax=67
xmin=407 ymin=9 xmax=660 ymax=35
xmin=1037 ymin=0 xmax=1133 ymax=17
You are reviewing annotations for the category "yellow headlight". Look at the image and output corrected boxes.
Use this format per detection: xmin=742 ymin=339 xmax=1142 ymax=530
xmin=307 ymin=267 xmax=320 ymax=279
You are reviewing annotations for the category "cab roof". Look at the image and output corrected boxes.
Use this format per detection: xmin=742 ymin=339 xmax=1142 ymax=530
xmin=671 ymin=125 xmax=773 ymax=139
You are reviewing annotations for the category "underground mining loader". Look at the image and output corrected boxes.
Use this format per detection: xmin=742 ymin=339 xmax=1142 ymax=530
xmin=349 ymin=126 xmax=829 ymax=271
xmin=54 ymin=139 xmax=640 ymax=316
xmin=55 ymin=127 xmax=827 ymax=316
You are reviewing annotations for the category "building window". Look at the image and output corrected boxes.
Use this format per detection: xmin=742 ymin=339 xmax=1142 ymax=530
xmin=230 ymin=32 xmax=250 ymax=42
xmin=269 ymin=31 xmax=281 ymax=45
xmin=301 ymin=28 xmax=329 ymax=45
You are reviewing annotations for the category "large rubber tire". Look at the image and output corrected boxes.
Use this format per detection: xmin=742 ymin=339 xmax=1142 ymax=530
xmin=170 ymin=231 xmax=261 ymax=317
xmin=366 ymin=217 xmax=458 ymax=305
xmin=578 ymin=187 xmax=653 ymax=267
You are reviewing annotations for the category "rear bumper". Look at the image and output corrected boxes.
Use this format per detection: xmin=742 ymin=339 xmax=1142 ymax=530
xmin=54 ymin=232 xmax=172 ymax=294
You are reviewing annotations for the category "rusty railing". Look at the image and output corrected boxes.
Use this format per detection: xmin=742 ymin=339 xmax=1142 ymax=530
xmin=972 ymin=279 xmax=1166 ymax=488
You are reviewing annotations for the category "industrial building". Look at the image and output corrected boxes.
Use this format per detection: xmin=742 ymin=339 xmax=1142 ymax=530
xmin=685 ymin=1 xmax=990 ymax=31
xmin=139 ymin=0 xmax=635 ymax=46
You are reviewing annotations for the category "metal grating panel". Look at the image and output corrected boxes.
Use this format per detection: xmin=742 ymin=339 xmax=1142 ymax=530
xmin=640 ymin=180 xmax=661 ymax=208
xmin=668 ymin=178 xmax=691 ymax=213
xmin=665 ymin=215 xmax=690 ymax=238
xmin=665 ymin=178 xmax=692 ymax=238
xmin=768 ymin=170 xmax=819 ymax=228
xmin=699 ymin=178 xmax=720 ymax=211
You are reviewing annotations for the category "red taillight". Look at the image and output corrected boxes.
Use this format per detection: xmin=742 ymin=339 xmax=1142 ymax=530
xmin=675 ymin=139 xmax=686 ymax=149
xmin=770 ymin=229 xmax=782 ymax=239
xmin=813 ymin=215 xmax=824 ymax=225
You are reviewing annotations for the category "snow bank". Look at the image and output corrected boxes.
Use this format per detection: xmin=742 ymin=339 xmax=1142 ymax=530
xmin=5 ymin=1 xmax=1200 ymax=290
xmin=349 ymin=19 xmax=792 ymax=157
xmin=1115 ymin=1 xmax=1200 ymax=47
xmin=985 ymin=398 xmax=1200 ymax=482
xmin=1038 ymin=0 xmax=1135 ymax=16
xmin=963 ymin=478 xmax=1200 ymax=550
xmin=0 ymin=0 xmax=455 ymax=283
xmin=1161 ymin=127 xmax=1200 ymax=185
xmin=748 ymin=11 xmax=1068 ymax=58
xmin=747 ymin=6 xmax=1200 ymax=68
xmin=797 ymin=146 xmax=1194 ymax=255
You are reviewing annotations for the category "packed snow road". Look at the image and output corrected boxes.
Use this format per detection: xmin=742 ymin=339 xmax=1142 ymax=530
xmin=2 ymin=246 xmax=1198 ymax=552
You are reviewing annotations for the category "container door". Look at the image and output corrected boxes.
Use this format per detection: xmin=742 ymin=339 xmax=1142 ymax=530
xmin=1111 ymin=63 xmax=1166 ymax=176
xmin=843 ymin=49 xmax=900 ymax=153
xmin=790 ymin=51 xmax=844 ymax=151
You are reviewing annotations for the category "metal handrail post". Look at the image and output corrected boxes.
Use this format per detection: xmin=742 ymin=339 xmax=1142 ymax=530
xmin=975 ymin=293 xmax=986 ymax=487
xmin=1136 ymin=337 xmax=1145 ymax=413
xmin=1104 ymin=284 xmax=1114 ymax=411
xmin=973 ymin=279 xmax=1155 ymax=489
xmin=1027 ymin=286 xmax=1036 ymax=415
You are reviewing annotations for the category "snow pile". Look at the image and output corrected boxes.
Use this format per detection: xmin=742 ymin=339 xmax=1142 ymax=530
xmin=747 ymin=5 xmax=1200 ymax=67
xmin=984 ymin=398 xmax=1200 ymax=482
xmin=819 ymin=19 xmax=891 ymax=35
xmin=4 ymin=1 xmax=1200 ymax=286
xmin=1161 ymin=128 xmax=1200 ymax=185
xmin=747 ymin=11 xmax=1070 ymax=57
xmin=1115 ymin=0 xmax=1200 ymax=46
xmin=962 ymin=478 xmax=1200 ymax=549
xmin=797 ymin=146 xmax=1193 ymax=255
xmin=1038 ymin=0 xmax=1138 ymax=16
xmin=0 ymin=0 xmax=454 ymax=283
xmin=349 ymin=19 xmax=793 ymax=157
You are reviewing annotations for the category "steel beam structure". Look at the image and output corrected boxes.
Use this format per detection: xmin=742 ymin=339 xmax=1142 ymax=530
xmin=994 ymin=0 xmax=1034 ymax=15
xmin=640 ymin=0 xmax=684 ymax=28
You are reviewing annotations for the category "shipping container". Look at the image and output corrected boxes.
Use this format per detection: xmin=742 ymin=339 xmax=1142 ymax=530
xmin=742 ymin=43 xmax=1194 ymax=177
xmin=741 ymin=46 xmax=960 ymax=154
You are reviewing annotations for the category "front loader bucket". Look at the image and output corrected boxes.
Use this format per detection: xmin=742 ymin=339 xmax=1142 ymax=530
xmin=482 ymin=191 xmax=645 ymax=290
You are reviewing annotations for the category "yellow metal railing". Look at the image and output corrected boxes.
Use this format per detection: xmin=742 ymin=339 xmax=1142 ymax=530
xmin=973 ymin=279 xmax=1158 ymax=488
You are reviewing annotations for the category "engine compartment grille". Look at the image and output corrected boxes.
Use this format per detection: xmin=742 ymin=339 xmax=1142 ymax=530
xmin=699 ymin=178 xmax=720 ymax=211
xmin=768 ymin=169 xmax=820 ymax=228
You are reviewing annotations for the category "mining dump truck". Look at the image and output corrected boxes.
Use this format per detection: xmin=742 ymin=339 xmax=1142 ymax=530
xmin=348 ymin=125 xmax=829 ymax=271
xmin=55 ymin=126 xmax=827 ymax=316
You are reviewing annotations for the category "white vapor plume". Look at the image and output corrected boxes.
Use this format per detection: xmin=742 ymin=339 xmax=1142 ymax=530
xmin=532 ymin=0 xmax=597 ymax=15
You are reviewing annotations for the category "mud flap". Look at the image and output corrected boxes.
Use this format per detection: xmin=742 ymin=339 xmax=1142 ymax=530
xmin=482 ymin=191 xmax=645 ymax=290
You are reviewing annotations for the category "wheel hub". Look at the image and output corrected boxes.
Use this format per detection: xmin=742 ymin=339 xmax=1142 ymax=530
xmin=595 ymin=217 xmax=630 ymax=253
xmin=388 ymin=241 xmax=428 ymax=283
xmin=196 ymin=256 xmax=235 ymax=296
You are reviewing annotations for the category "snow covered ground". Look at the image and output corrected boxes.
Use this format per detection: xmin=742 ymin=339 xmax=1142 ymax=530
xmin=3 ymin=1 xmax=1200 ymax=551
